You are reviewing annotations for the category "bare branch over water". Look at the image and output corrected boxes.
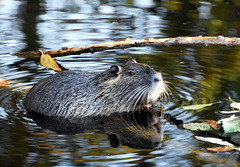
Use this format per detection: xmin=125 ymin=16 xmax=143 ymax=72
xmin=13 ymin=36 xmax=240 ymax=60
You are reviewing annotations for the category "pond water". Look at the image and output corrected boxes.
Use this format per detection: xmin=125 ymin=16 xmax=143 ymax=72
xmin=1 ymin=0 xmax=240 ymax=166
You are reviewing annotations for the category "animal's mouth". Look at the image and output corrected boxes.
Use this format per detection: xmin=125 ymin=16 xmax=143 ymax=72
xmin=137 ymin=102 xmax=153 ymax=110
xmin=144 ymin=103 xmax=152 ymax=108
xmin=143 ymin=102 xmax=153 ymax=108
xmin=137 ymin=81 xmax=166 ymax=110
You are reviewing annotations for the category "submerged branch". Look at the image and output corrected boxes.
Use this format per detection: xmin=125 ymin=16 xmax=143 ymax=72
xmin=13 ymin=36 xmax=240 ymax=60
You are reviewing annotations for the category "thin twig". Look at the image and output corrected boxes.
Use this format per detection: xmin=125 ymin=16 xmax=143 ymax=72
xmin=12 ymin=36 xmax=240 ymax=60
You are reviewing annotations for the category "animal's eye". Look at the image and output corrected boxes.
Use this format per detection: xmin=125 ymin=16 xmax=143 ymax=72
xmin=110 ymin=65 xmax=119 ymax=74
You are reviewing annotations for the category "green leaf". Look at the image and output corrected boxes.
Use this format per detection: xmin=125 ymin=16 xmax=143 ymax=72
xmin=183 ymin=123 xmax=213 ymax=131
xmin=182 ymin=103 xmax=214 ymax=110
xmin=222 ymin=118 xmax=240 ymax=133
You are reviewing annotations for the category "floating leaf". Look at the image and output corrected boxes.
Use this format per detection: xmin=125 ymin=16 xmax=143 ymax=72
xmin=217 ymin=115 xmax=238 ymax=124
xmin=206 ymin=146 xmax=234 ymax=152
xmin=45 ymin=149 xmax=63 ymax=153
xmin=183 ymin=122 xmax=213 ymax=131
xmin=40 ymin=50 xmax=62 ymax=72
xmin=219 ymin=110 xmax=240 ymax=114
xmin=217 ymin=115 xmax=240 ymax=133
xmin=196 ymin=136 xmax=240 ymax=151
xmin=74 ymin=160 xmax=84 ymax=162
xmin=230 ymin=103 xmax=240 ymax=110
xmin=228 ymin=97 xmax=240 ymax=110
xmin=182 ymin=103 xmax=214 ymax=110
xmin=38 ymin=143 xmax=55 ymax=148
xmin=195 ymin=136 xmax=235 ymax=147
xmin=222 ymin=118 xmax=240 ymax=133
xmin=203 ymin=120 xmax=218 ymax=130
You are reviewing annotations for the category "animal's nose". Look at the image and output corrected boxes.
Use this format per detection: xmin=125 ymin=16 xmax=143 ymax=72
xmin=154 ymin=77 xmax=160 ymax=82
xmin=153 ymin=73 xmax=162 ymax=82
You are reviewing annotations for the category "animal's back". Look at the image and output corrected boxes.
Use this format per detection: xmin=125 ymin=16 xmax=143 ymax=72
xmin=23 ymin=70 xmax=97 ymax=117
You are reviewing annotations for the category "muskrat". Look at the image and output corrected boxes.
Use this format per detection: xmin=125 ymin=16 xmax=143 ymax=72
xmin=23 ymin=60 xmax=167 ymax=118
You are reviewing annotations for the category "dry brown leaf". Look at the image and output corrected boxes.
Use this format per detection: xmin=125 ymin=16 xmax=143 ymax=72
xmin=74 ymin=160 xmax=84 ymax=162
xmin=38 ymin=143 xmax=55 ymax=148
xmin=45 ymin=149 xmax=63 ymax=153
xmin=203 ymin=120 xmax=218 ymax=130
xmin=32 ymin=132 xmax=50 ymax=138
xmin=206 ymin=146 xmax=234 ymax=152
xmin=40 ymin=50 xmax=62 ymax=72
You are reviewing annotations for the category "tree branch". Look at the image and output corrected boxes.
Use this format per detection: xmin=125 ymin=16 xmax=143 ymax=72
xmin=13 ymin=36 xmax=240 ymax=60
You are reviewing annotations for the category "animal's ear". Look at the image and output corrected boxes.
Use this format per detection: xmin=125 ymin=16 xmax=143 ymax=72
xmin=109 ymin=65 xmax=121 ymax=77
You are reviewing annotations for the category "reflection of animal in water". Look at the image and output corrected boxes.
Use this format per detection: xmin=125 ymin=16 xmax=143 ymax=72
xmin=23 ymin=60 xmax=167 ymax=117
xmin=28 ymin=109 xmax=166 ymax=149
xmin=105 ymin=110 xmax=165 ymax=149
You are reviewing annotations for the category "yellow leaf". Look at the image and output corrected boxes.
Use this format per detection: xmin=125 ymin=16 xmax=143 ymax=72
xmin=39 ymin=50 xmax=62 ymax=72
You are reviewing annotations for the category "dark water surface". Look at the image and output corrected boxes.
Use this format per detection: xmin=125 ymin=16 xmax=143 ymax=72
xmin=1 ymin=0 xmax=240 ymax=166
